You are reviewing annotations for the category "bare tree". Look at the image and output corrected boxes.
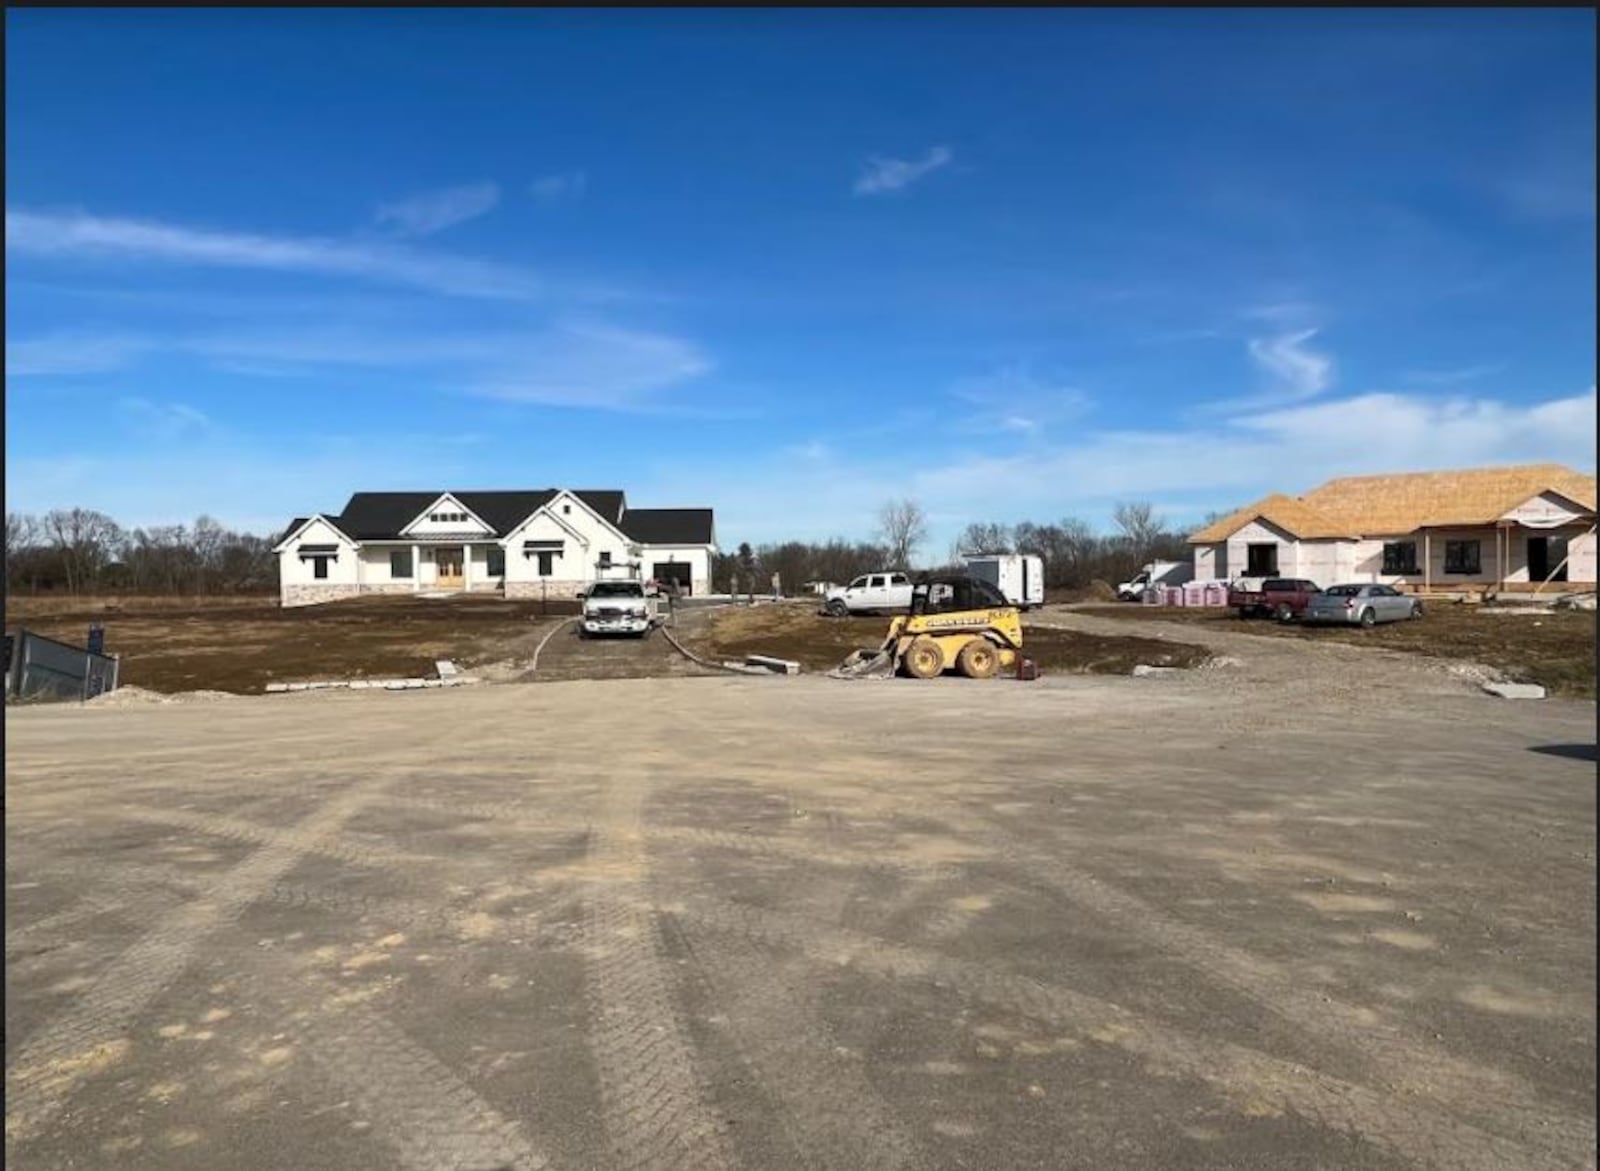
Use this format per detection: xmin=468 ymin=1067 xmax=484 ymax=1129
xmin=877 ymin=499 xmax=928 ymax=570
xmin=1111 ymin=500 xmax=1165 ymax=560
xmin=44 ymin=508 xmax=123 ymax=593
xmin=953 ymin=521 xmax=1013 ymax=556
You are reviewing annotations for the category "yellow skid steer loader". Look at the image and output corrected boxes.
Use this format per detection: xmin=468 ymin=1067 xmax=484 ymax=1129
xmin=833 ymin=573 xmax=1023 ymax=679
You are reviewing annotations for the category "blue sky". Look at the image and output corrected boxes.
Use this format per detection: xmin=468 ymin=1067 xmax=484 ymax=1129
xmin=6 ymin=9 xmax=1595 ymax=556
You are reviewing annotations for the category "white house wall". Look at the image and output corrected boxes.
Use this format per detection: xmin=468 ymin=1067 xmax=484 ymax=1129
xmin=1191 ymin=544 xmax=1225 ymax=582
xmin=639 ymin=546 xmax=713 ymax=594
xmin=1568 ymin=528 xmax=1597 ymax=583
xmin=1225 ymin=519 xmax=1299 ymax=578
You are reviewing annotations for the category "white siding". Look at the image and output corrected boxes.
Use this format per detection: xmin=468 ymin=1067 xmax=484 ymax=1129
xmin=640 ymin=546 xmax=714 ymax=595
xmin=502 ymin=493 xmax=633 ymax=586
xmin=360 ymin=547 xmax=418 ymax=584
xmin=278 ymin=519 xmax=358 ymax=587
xmin=402 ymin=494 xmax=493 ymax=537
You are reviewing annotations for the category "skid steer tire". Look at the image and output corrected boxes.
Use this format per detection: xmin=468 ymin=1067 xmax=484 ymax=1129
xmin=956 ymin=639 xmax=999 ymax=679
xmin=904 ymin=637 xmax=945 ymax=679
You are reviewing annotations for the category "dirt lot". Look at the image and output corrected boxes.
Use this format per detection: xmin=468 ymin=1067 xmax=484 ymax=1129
xmin=687 ymin=601 xmax=1212 ymax=675
xmin=6 ymin=630 xmax=1594 ymax=1170
xmin=1078 ymin=602 xmax=1598 ymax=698
xmin=6 ymin=594 xmax=578 ymax=694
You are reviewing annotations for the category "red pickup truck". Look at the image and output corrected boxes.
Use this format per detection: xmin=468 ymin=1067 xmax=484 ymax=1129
xmin=1227 ymin=577 xmax=1322 ymax=621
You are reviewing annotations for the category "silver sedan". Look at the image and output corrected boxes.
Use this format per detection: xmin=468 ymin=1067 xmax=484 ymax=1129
xmin=1303 ymin=583 xmax=1423 ymax=627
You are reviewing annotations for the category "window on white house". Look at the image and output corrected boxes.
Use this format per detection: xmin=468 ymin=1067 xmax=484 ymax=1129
xmin=599 ymin=551 xmax=612 ymax=568
xmin=537 ymin=551 xmax=555 ymax=576
xmin=487 ymin=549 xmax=505 ymax=577
xmin=1382 ymin=542 xmax=1418 ymax=574
xmin=313 ymin=557 xmax=330 ymax=580
xmin=390 ymin=550 xmax=414 ymax=578
xmin=1445 ymin=540 xmax=1481 ymax=575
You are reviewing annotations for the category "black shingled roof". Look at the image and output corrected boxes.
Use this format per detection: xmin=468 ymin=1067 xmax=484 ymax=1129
xmin=621 ymin=508 xmax=715 ymax=545
xmin=286 ymin=490 xmax=710 ymax=544
xmin=328 ymin=489 xmax=639 ymax=540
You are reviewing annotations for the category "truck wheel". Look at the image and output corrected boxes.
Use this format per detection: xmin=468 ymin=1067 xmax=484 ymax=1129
xmin=956 ymin=639 xmax=999 ymax=679
xmin=825 ymin=599 xmax=848 ymax=617
xmin=1275 ymin=603 xmax=1294 ymax=623
xmin=1359 ymin=607 xmax=1376 ymax=628
xmin=904 ymin=637 xmax=945 ymax=679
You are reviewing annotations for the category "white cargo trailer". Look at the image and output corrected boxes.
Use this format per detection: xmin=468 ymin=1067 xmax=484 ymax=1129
xmin=960 ymin=553 xmax=1045 ymax=609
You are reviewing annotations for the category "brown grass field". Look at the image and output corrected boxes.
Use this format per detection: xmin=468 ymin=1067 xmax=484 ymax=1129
xmin=1076 ymin=602 xmax=1597 ymax=698
xmin=687 ymin=602 xmax=1212 ymax=675
xmin=5 ymin=593 xmax=576 ymax=694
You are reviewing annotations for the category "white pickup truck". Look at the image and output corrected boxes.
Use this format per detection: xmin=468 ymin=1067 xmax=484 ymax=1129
xmin=581 ymin=580 xmax=654 ymax=638
xmin=821 ymin=571 xmax=913 ymax=617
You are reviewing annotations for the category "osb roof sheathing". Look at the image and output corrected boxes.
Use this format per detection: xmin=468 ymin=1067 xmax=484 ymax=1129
xmin=1189 ymin=463 xmax=1597 ymax=543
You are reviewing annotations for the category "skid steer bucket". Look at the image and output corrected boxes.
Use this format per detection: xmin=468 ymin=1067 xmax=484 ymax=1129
xmin=828 ymin=643 xmax=896 ymax=679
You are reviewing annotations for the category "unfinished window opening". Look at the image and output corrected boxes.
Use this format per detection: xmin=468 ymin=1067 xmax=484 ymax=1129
xmin=1444 ymin=539 xmax=1481 ymax=575
xmin=1381 ymin=542 xmax=1418 ymax=574
xmin=1246 ymin=543 xmax=1278 ymax=576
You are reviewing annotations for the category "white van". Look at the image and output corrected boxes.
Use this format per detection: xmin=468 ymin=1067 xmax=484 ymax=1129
xmin=961 ymin=554 xmax=1045 ymax=610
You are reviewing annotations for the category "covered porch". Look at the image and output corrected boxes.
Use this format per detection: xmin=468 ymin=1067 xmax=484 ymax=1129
xmin=1410 ymin=519 xmax=1597 ymax=596
xmin=358 ymin=538 xmax=507 ymax=593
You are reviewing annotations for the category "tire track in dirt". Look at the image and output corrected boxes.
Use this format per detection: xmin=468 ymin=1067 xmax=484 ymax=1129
xmin=582 ymin=772 xmax=735 ymax=1171
xmin=106 ymin=803 xmax=441 ymax=877
xmin=671 ymin=921 xmax=925 ymax=1171
xmin=245 ymin=941 xmax=550 ymax=1171
xmin=5 ymin=868 xmax=203 ymax=960
xmin=997 ymin=845 xmax=1594 ymax=1160
xmin=676 ymin=893 xmax=1584 ymax=1171
xmin=4 ymin=778 xmax=386 ymax=1147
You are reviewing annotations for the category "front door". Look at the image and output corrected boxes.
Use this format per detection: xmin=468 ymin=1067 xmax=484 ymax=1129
xmin=436 ymin=547 xmax=464 ymax=588
xmin=1527 ymin=536 xmax=1568 ymax=584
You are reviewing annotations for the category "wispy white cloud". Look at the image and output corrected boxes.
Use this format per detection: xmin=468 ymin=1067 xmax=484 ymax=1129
xmin=6 ymin=332 xmax=150 ymax=376
xmin=6 ymin=207 xmax=544 ymax=300
xmin=4 ymin=316 xmax=718 ymax=415
xmin=118 ymin=397 xmax=212 ymax=440
xmin=530 ymin=171 xmax=588 ymax=203
xmin=853 ymin=146 xmax=953 ymax=196
xmin=1246 ymin=328 xmax=1334 ymax=401
xmin=471 ymin=322 xmax=712 ymax=410
xmin=374 ymin=181 xmax=500 ymax=237
xmin=1400 ymin=363 xmax=1503 ymax=387
xmin=645 ymin=387 xmax=1597 ymax=552
xmin=948 ymin=365 xmax=1091 ymax=435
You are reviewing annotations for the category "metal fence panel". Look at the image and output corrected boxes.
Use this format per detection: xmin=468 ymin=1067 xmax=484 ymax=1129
xmin=6 ymin=629 xmax=120 ymax=704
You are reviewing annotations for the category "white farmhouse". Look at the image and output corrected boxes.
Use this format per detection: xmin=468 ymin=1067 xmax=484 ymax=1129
xmin=1188 ymin=463 xmax=1596 ymax=592
xmin=273 ymin=489 xmax=716 ymax=608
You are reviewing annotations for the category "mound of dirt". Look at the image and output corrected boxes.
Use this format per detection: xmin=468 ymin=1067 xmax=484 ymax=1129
xmin=1051 ymin=580 xmax=1119 ymax=604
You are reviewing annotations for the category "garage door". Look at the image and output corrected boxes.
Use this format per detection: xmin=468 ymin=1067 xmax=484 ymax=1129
xmin=652 ymin=562 xmax=692 ymax=596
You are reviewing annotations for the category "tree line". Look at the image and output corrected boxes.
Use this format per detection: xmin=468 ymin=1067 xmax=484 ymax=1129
xmin=5 ymin=509 xmax=279 ymax=595
xmin=6 ymin=497 xmax=1219 ymax=598
xmin=714 ymin=498 xmax=1207 ymax=594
